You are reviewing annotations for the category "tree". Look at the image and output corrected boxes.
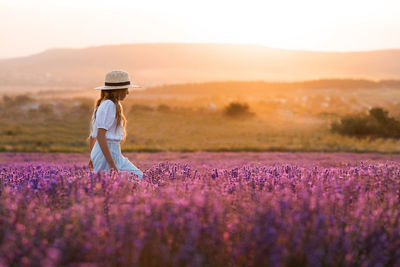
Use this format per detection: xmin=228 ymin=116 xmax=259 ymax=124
xmin=223 ymin=102 xmax=255 ymax=118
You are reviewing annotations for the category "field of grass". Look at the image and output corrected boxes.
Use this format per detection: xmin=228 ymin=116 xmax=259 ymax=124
xmin=1 ymin=102 xmax=400 ymax=153
xmin=1 ymin=79 xmax=400 ymax=153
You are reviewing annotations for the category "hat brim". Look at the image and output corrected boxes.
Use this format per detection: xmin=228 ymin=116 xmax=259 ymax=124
xmin=94 ymin=84 xmax=141 ymax=90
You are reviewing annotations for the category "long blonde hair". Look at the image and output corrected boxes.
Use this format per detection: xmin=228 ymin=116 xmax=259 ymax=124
xmin=89 ymin=89 xmax=127 ymax=144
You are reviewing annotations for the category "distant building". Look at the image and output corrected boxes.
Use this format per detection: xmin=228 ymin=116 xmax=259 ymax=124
xmin=20 ymin=102 xmax=40 ymax=111
xmin=207 ymin=103 xmax=217 ymax=110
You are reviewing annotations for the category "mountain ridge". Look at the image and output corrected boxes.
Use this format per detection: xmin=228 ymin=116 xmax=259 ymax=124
xmin=1 ymin=43 xmax=400 ymax=88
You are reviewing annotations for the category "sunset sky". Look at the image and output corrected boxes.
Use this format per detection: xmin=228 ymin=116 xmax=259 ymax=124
xmin=0 ymin=0 xmax=399 ymax=59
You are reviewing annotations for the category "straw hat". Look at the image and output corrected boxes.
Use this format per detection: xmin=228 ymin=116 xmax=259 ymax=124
xmin=94 ymin=70 xmax=141 ymax=90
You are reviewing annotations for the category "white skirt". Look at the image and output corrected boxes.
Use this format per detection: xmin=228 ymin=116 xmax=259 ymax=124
xmin=90 ymin=140 xmax=143 ymax=181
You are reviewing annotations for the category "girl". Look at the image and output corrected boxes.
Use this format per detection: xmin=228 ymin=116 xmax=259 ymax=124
xmin=88 ymin=70 xmax=143 ymax=181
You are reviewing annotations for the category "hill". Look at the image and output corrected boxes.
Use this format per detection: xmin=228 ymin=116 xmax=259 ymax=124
xmin=1 ymin=43 xmax=400 ymax=90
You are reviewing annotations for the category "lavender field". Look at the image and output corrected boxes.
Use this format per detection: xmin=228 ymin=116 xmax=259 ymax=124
xmin=1 ymin=152 xmax=400 ymax=266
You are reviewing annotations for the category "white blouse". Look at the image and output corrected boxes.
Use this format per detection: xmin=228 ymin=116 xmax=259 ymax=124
xmin=90 ymin=99 xmax=124 ymax=141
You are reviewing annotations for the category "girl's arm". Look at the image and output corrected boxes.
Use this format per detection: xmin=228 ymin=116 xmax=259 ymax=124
xmin=96 ymin=128 xmax=118 ymax=171
xmin=88 ymin=136 xmax=96 ymax=168
xmin=89 ymin=136 xmax=96 ymax=152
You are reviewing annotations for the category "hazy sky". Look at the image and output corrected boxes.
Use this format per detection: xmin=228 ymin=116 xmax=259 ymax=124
xmin=1 ymin=0 xmax=399 ymax=59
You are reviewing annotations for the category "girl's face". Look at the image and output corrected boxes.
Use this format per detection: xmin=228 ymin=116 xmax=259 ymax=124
xmin=118 ymin=88 xmax=129 ymax=101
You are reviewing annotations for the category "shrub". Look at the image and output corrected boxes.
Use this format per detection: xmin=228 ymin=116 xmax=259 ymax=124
xmin=38 ymin=103 xmax=54 ymax=115
xmin=71 ymin=103 xmax=91 ymax=120
xmin=1 ymin=94 xmax=34 ymax=108
xmin=223 ymin=102 xmax=255 ymax=118
xmin=15 ymin=95 xmax=34 ymax=104
xmin=157 ymin=104 xmax=171 ymax=112
xmin=129 ymin=104 xmax=154 ymax=112
xmin=2 ymin=126 xmax=23 ymax=136
xmin=331 ymin=107 xmax=400 ymax=139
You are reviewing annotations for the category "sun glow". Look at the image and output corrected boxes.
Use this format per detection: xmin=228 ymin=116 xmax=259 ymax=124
xmin=0 ymin=0 xmax=399 ymax=58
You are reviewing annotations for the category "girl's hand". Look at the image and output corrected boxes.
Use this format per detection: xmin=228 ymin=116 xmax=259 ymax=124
xmin=110 ymin=163 xmax=119 ymax=174
xmin=88 ymin=159 xmax=93 ymax=169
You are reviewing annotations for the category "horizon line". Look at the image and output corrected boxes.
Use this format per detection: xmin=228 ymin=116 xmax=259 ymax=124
xmin=1 ymin=41 xmax=400 ymax=61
